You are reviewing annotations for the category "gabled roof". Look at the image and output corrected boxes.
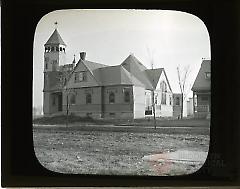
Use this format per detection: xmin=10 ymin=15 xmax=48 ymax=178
xmin=121 ymin=54 xmax=154 ymax=90
xmin=145 ymin=68 xmax=163 ymax=89
xmin=93 ymin=65 xmax=145 ymax=87
xmin=48 ymin=54 xmax=172 ymax=91
xmin=83 ymin=60 xmax=108 ymax=72
xmin=45 ymin=29 xmax=66 ymax=46
xmin=192 ymin=59 xmax=211 ymax=91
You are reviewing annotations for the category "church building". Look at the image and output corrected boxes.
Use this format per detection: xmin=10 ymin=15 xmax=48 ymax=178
xmin=43 ymin=28 xmax=174 ymax=119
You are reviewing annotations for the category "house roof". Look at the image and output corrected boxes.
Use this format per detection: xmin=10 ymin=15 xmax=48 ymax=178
xmin=121 ymin=54 xmax=154 ymax=90
xmin=83 ymin=60 xmax=108 ymax=72
xmin=47 ymin=54 xmax=172 ymax=91
xmin=145 ymin=68 xmax=164 ymax=89
xmin=191 ymin=59 xmax=211 ymax=91
xmin=93 ymin=65 xmax=145 ymax=87
xmin=45 ymin=29 xmax=66 ymax=46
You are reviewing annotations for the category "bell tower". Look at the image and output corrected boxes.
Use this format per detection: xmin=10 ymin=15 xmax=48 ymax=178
xmin=44 ymin=22 xmax=67 ymax=72
xmin=43 ymin=22 xmax=66 ymax=115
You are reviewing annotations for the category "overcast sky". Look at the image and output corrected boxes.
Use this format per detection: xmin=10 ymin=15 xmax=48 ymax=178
xmin=33 ymin=9 xmax=210 ymax=108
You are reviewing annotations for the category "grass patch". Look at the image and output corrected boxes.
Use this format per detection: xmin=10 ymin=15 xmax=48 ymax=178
xmin=33 ymin=115 xmax=95 ymax=125
xmin=33 ymin=115 xmax=209 ymax=127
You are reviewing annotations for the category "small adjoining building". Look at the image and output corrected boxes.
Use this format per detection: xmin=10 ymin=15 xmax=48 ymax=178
xmin=43 ymin=28 xmax=174 ymax=119
xmin=191 ymin=59 xmax=211 ymax=118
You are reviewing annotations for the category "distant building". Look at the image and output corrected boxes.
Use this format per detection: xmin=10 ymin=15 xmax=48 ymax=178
xmin=43 ymin=28 xmax=174 ymax=119
xmin=191 ymin=59 xmax=211 ymax=118
xmin=187 ymin=98 xmax=194 ymax=116
xmin=173 ymin=93 xmax=182 ymax=118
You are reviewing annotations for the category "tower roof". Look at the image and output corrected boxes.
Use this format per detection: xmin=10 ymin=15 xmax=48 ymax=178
xmin=45 ymin=29 xmax=66 ymax=46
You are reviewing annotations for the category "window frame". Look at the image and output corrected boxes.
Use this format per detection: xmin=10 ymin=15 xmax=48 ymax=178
xmin=124 ymin=90 xmax=130 ymax=103
xmin=176 ymin=97 xmax=180 ymax=106
xmin=70 ymin=94 xmax=76 ymax=105
xmin=86 ymin=93 xmax=92 ymax=104
xmin=109 ymin=92 xmax=115 ymax=104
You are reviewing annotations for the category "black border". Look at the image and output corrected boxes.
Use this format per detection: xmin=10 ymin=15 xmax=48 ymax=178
xmin=2 ymin=0 xmax=240 ymax=187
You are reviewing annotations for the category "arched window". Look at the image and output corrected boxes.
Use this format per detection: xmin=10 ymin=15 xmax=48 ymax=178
xmin=124 ymin=91 xmax=130 ymax=103
xmin=160 ymin=81 xmax=167 ymax=105
xmin=60 ymin=47 xmax=62 ymax=51
xmin=109 ymin=92 xmax=115 ymax=103
xmin=86 ymin=93 xmax=92 ymax=104
xmin=70 ymin=94 xmax=76 ymax=105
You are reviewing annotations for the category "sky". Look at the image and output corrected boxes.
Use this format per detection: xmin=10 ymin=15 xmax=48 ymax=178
xmin=33 ymin=9 xmax=211 ymax=108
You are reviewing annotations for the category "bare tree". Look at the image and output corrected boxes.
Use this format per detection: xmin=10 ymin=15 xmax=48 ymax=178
xmin=58 ymin=71 xmax=72 ymax=127
xmin=177 ymin=65 xmax=191 ymax=119
xmin=146 ymin=46 xmax=156 ymax=129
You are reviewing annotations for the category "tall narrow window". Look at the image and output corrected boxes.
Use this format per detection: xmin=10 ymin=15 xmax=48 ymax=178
xmin=52 ymin=96 xmax=56 ymax=106
xmin=109 ymin=92 xmax=115 ymax=103
xmin=160 ymin=81 xmax=167 ymax=105
xmin=79 ymin=72 xmax=86 ymax=82
xmin=86 ymin=94 xmax=92 ymax=104
xmin=70 ymin=94 xmax=76 ymax=105
xmin=124 ymin=90 xmax=130 ymax=103
xmin=176 ymin=97 xmax=180 ymax=105
xmin=74 ymin=73 xmax=78 ymax=82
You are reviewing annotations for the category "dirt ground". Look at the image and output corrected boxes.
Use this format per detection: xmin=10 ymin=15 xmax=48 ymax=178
xmin=33 ymin=120 xmax=210 ymax=176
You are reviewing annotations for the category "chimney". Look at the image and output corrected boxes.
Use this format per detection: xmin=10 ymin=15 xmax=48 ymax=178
xmin=80 ymin=52 xmax=86 ymax=61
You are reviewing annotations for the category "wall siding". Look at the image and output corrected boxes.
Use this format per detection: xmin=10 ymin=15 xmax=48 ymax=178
xmin=133 ymin=86 xmax=145 ymax=119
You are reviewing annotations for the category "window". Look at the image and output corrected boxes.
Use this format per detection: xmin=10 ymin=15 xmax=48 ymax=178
xmin=124 ymin=90 xmax=130 ymax=103
xmin=52 ymin=96 xmax=56 ymax=106
xmin=56 ymin=47 xmax=59 ymax=52
xmin=60 ymin=47 xmax=62 ymax=51
xmin=74 ymin=73 xmax=78 ymax=82
xmin=45 ymin=57 xmax=49 ymax=63
xmin=45 ymin=63 xmax=48 ymax=70
xmin=86 ymin=94 xmax=92 ymax=104
xmin=70 ymin=94 xmax=76 ymax=105
xmin=74 ymin=72 xmax=86 ymax=82
xmin=109 ymin=92 xmax=115 ymax=103
xmin=205 ymin=72 xmax=211 ymax=79
xmin=161 ymin=94 xmax=166 ymax=105
xmin=155 ymin=94 xmax=158 ymax=104
xmin=51 ymin=46 xmax=54 ymax=52
xmin=109 ymin=113 xmax=115 ymax=117
xmin=201 ymin=96 xmax=208 ymax=101
xmin=176 ymin=97 xmax=180 ymax=106
xmin=145 ymin=93 xmax=152 ymax=115
xmin=160 ymin=81 xmax=167 ymax=105
xmin=160 ymin=81 xmax=167 ymax=92
xmin=79 ymin=72 xmax=86 ymax=82
xmin=169 ymin=96 xmax=172 ymax=105
xmin=86 ymin=113 xmax=92 ymax=117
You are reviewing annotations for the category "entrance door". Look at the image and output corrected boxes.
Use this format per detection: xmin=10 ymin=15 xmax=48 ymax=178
xmin=58 ymin=93 xmax=62 ymax=111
